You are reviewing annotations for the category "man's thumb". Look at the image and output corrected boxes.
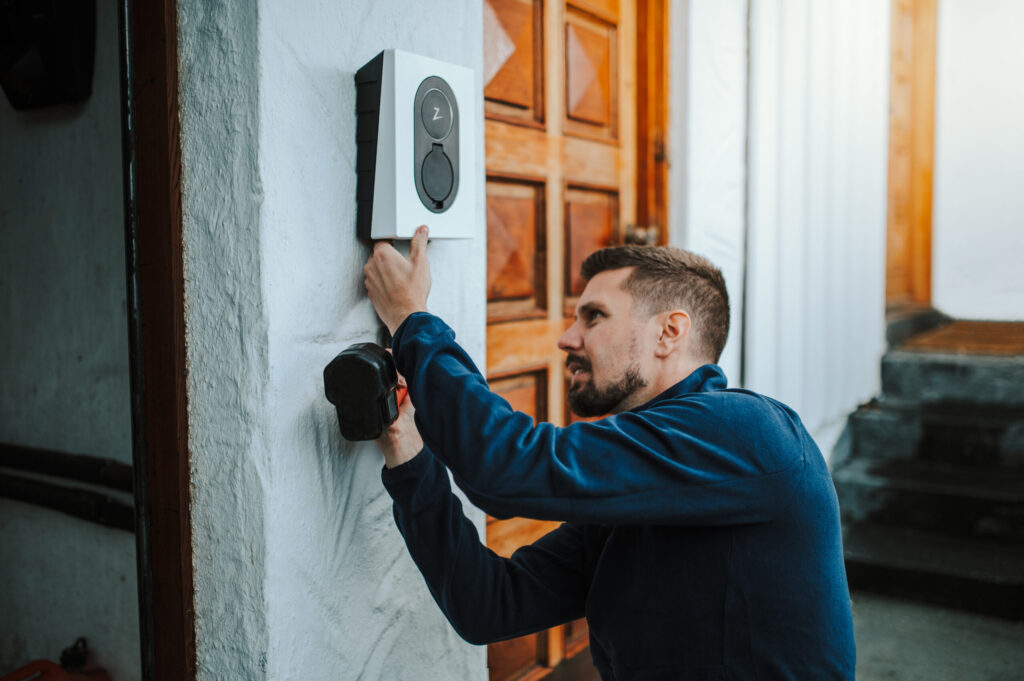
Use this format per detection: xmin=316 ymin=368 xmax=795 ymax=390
xmin=410 ymin=225 xmax=429 ymax=261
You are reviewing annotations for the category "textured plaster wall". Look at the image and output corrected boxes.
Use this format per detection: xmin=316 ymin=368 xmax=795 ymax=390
xmin=0 ymin=1 xmax=139 ymax=677
xmin=177 ymin=1 xmax=486 ymax=679
xmin=176 ymin=2 xmax=270 ymax=679
xmin=932 ymin=0 xmax=1024 ymax=320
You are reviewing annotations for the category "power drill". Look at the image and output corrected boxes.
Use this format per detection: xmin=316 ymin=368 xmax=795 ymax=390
xmin=323 ymin=343 xmax=408 ymax=441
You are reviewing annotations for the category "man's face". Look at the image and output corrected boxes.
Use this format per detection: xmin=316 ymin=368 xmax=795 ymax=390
xmin=557 ymin=268 xmax=654 ymax=417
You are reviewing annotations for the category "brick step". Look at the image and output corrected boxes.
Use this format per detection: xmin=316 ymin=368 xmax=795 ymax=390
xmin=848 ymin=400 xmax=1024 ymax=467
xmin=833 ymin=458 xmax=1024 ymax=543
xmin=843 ymin=524 xmax=1024 ymax=621
xmin=881 ymin=350 xmax=1024 ymax=408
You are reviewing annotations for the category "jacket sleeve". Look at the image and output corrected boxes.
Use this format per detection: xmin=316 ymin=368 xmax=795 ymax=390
xmin=382 ymin=447 xmax=590 ymax=645
xmin=392 ymin=312 xmax=807 ymax=526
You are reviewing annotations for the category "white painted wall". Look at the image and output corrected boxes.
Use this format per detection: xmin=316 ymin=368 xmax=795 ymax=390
xmin=680 ymin=0 xmax=890 ymax=456
xmin=745 ymin=0 xmax=890 ymax=454
xmin=675 ymin=0 xmax=748 ymax=384
xmin=0 ymin=2 xmax=140 ymax=677
xmin=177 ymin=1 xmax=486 ymax=679
xmin=932 ymin=0 xmax=1024 ymax=320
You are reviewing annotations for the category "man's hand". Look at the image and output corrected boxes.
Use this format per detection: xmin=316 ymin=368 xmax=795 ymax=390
xmin=376 ymin=377 xmax=423 ymax=469
xmin=364 ymin=225 xmax=431 ymax=335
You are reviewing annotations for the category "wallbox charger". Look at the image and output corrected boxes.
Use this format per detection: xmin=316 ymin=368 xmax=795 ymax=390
xmin=355 ymin=49 xmax=476 ymax=240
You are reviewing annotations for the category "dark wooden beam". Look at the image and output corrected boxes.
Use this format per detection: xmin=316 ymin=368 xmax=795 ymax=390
xmin=119 ymin=0 xmax=194 ymax=679
xmin=636 ymin=0 xmax=670 ymax=243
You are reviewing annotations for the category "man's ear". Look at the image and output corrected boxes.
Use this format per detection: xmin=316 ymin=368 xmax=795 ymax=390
xmin=655 ymin=310 xmax=691 ymax=358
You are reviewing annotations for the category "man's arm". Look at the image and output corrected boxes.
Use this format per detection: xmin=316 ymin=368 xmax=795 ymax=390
xmin=382 ymin=447 xmax=591 ymax=645
xmin=363 ymin=228 xmax=805 ymax=527
xmin=391 ymin=313 xmax=806 ymax=526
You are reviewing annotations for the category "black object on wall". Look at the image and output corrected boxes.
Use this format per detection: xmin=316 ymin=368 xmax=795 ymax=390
xmin=324 ymin=343 xmax=405 ymax=441
xmin=0 ymin=0 xmax=96 ymax=110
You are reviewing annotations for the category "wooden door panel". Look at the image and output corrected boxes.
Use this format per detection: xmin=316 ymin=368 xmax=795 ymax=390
xmin=488 ymin=516 xmax=563 ymax=558
xmin=484 ymin=0 xmax=651 ymax=678
xmin=485 ymin=0 xmax=546 ymax=126
xmin=565 ymin=187 xmax=619 ymax=299
xmin=486 ymin=120 xmax=555 ymax=176
xmin=562 ymin=137 xmax=618 ymax=185
xmin=565 ymin=9 xmax=616 ymax=133
xmin=574 ymin=0 xmax=619 ymax=21
xmin=490 ymin=368 xmax=549 ymax=419
xmin=487 ymin=318 xmax=572 ymax=376
xmin=489 ymin=634 xmax=540 ymax=681
xmin=488 ymin=178 xmax=548 ymax=320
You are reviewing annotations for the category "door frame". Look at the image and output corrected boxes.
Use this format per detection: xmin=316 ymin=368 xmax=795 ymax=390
xmin=637 ymin=0 xmax=670 ymax=241
xmin=885 ymin=0 xmax=936 ymax=309
xmin=119 ymin=1 xmax=195 ymax=679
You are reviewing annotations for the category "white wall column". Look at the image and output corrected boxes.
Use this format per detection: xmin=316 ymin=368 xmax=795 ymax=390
xmin=177 ymin=1 xmax=486 ymax=679
xmin=745 ymin=0 xmax=890 ymax=455
xmin=674 ymin=0 xmax=749 ymax=384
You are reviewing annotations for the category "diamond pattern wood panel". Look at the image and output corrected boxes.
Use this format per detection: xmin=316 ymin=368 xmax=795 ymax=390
xmin=487 ymin=178 xmax=547 ymax=320
xmin=565 ymin=8 xmax=616 ymax=138
xmin=485 ymin=0 xmax=545 ymax=126
xmin=565 ymin=187 xmax=619 ymax=300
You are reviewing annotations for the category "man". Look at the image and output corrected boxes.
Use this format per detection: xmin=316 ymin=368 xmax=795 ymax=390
xmin=363 ymin=226 xmax=856 ymax=680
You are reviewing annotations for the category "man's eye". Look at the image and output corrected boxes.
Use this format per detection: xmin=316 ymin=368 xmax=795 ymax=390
xmin=588 ymin=310 xmax=604 ymax=322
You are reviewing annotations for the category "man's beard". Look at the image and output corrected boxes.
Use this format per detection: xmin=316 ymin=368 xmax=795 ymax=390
xmin=566 ymin=355 xmax=648 ymax=418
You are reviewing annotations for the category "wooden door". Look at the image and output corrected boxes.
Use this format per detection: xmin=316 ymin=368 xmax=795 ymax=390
xmin=886 ymin=0 xmax=936 ymax=307
xmin=482 ymin=0 xmax=665 ymax=678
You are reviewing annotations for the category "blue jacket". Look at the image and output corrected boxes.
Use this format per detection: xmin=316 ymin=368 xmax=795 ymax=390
xmin=382 ymin=313 xmax=856 ymax=680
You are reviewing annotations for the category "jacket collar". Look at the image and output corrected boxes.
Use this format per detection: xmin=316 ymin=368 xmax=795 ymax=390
xmin=630 ymin=364 xmax=727 ymax=412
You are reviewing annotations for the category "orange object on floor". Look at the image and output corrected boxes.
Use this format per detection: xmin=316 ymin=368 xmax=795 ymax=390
xmin=0 ymin=660 xmax=110 ymax=681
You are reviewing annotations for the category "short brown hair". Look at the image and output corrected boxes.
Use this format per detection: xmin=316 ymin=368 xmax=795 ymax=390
xmin=580 ymin=246 xmax=730 ymax=363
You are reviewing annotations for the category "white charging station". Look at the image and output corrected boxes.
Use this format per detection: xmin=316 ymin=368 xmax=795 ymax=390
xmin=355 ymin=49 xmax=476 ymax=240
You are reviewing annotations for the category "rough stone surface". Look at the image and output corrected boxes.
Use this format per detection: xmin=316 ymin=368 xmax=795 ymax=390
xmin=178 ymin=0 xmax=486 ymax=678
xmin=882 ymin=352 xmax=1024 ymax=407
xmin=0 ymin=1 xmax=140 ymax=677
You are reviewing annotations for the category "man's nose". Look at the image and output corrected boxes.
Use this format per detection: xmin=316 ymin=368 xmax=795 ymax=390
xmin=557 ymin=323 xmax=582 ymax=351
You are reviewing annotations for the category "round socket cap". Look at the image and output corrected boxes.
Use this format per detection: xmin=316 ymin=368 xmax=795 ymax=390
xmin=421 ymin=88 xmax=454 ymax=140
xmin=421 ymin=148 xmax=454 ymax=202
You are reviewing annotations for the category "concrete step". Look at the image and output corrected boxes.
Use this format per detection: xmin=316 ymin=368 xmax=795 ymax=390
xmin=881 ymin=350 xmax=1024 ymax=407
xmin=833 ymin=458 xmax=1024 ymax=543
xmin=849 ymin=400 xmax=1024 ymax=467
xmin=885 ymin=305 xmax=951 ymax=349
xmin=843 ymin=524 xmax=1024 ymax=621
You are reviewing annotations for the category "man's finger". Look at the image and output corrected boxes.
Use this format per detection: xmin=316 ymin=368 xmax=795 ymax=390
xmin=409 ymin=225 xmax=429 ymax=262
